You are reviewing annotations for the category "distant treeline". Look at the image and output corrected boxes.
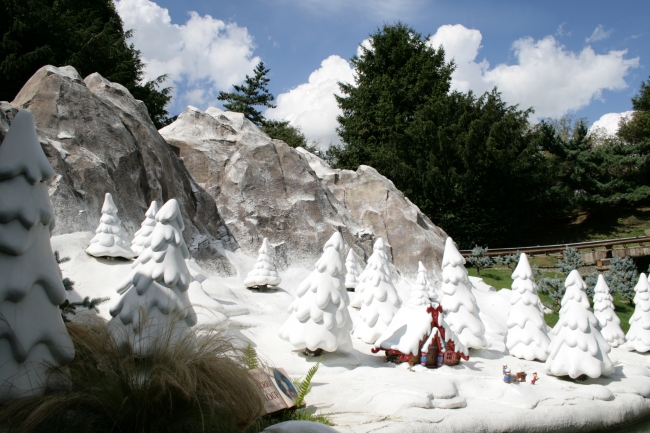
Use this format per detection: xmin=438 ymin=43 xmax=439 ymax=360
xmin=2 ymin=6 xmax=647 ymax=249
xmin=329 ymin=23 xmax=650 ymax=248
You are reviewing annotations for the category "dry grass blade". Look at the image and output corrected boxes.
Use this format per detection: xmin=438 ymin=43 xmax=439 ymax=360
xmin=0 ymin=315 xmax=265 ymax=433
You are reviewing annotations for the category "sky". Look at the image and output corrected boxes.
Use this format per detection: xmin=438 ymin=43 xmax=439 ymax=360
xmin=114 ymin=0 xmax=650 ymax=149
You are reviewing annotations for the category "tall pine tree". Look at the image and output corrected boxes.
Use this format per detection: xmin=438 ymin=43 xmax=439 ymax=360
xmin=0 ymin=0 xmax=172 ymax=128
xmin=332 ymin=23 xmax=559 ymax=248
xmin=218 ymin=61 xmax=275 ymax=126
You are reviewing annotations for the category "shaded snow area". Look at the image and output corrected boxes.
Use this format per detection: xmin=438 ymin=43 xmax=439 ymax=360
xmin=53 ymin=233 xmax=650 ymax=433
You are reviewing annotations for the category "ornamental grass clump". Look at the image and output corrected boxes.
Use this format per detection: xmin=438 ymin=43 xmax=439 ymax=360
xmin=0 ymin=316 xmax=265 ymax=433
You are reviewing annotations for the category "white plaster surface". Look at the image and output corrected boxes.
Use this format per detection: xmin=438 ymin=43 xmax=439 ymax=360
xmin=52 ymin=232 xmax=650 ymax=432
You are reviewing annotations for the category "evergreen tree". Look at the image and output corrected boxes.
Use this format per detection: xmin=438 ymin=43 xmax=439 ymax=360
xmin=618 ymin=76 xmax=650 ymax=144
xmin=506 ymin=253 xmax=550 ymax=361
xmin=86 ymin=193 xmax=135 ymax=259
xmin=261 ymin=119 xmax=315 ymax=151
xmin=439 ymin=237 xmax=487 ymax=349
xmin=605 ymin=256 xmax=639 ymax=304
xmin=344 ymin=249 xmax=362 ymax=291
xmin=278 ymin=232 xmax=353 ymax=354
xmin=109 ymin=199 xmax=197 ymax=357
xmin=243 ymin=238 xmax=281 ymax=290
xmin=466 ymin=245 xmax=493 ymax=275
xmin=0 ymin=0 xmax=172 ymax=128
xmin=333 ymin=23 xmax=560 ymax=248
xmin=218 ymin=61 xmax=275 ymax=126
xmin=593 ymin=274 xmax=626 ymax=348
xmin=409 ymin=262 xmax=433 ymax=306
xmin=546 ymin=270 xmax=613 ymax=379
xmin=131 ymin=201 xmax=158 ymax=257
xmin=352 ymin=238 xmax=402 ymax=344
xmin=625 ymin=273 xmax=650 ymax=352
xmin=0 ymin=110 xmax=74 ymax=401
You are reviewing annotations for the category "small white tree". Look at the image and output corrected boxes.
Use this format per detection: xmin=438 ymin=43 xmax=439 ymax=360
xmin=625 ymin=273 xmax=650 ymax=352
xmin=279 ymin=232 xmax=353 ymax=355
xmin=86 ymin=192 xmax=135 ymax=259
xmin=439 ymin=237 xmax=487 ymax=350
xmin=546 ymin=270 xmax=614 ymax=379
xmin=593 ymin=274 xmax=625 ymax=348
xmin=131 ymin=201 xmax=158 ymax=257
xmin=410 ymin=261 xmax=433 ymax=306
xmin=243 ymin=238 xmax=281 ymax=289
xmin=0 ymin=110 xmax=74 ymax=401
xmin=506 ymin=253 xmax=550 ymax=361
xmin=345 ymin=249 xmax=362 ymax=291
xmin=352 ymin=238 xmax=402 ymax=344
xmin=109 ymin=199 xmax=197 ymax=357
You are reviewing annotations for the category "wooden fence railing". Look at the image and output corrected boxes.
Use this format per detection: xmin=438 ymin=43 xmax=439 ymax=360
xmin=460 ymin=236 xmax=650 ymax=265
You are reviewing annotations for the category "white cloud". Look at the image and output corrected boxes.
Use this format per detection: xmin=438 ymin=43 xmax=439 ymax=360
xmin=356 ymin=38 xmax=372 ymax=58
xmin=273 ymin=25 xmax=639 ymax=150
xmin=429 ymin=25 xmax=490 ymax=95
xmin=589 ymin=111 xmax=633 ymax=136
xmin=114 ymin=0 xmax=259 ymax=107
xmin=586 ymin=25 xmax=613 ymax=43
xmin=265 ymin=55 xmax=355 ymax=149
xmin=428 ymin=24 xmax=639 ymax=119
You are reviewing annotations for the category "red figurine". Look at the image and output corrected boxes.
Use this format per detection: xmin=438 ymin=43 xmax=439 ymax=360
xmin=531 ymin=372 xmax=539 ymax=385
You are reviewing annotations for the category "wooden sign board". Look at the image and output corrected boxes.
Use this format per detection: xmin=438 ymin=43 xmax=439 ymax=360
xmin=251 ymin=367 xmax=298 ymax=414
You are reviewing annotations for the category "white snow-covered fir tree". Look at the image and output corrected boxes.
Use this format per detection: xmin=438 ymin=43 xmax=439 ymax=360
xmin=345 ymin=249 xmax=362 ymax=291
xmin=86 ymin=192 xmax=135 ymax=259
xmin=0 ymin=110 xmax=75 ymax=401
xmin=109 ymin=199 xmax=197 ymax=357
xmin=243 ymin=238 xmax=281 ymax=289
xmin=410 ymin=261 xmax=433 ymax=306
xmin=546 ymin=270 xmax=614 ymax=379
xmin=279 ymin=232 xmax=353 ymax=355
xmin=625 ymin=273 xmax=650 ymax=352
xmin=131 ymin=201 xmax=158 ymax=257
xmin=352 ymin=237 xmax=402 ymax=344
xmin=506 ymin=253 xmax=551 ymax=361
xmin=439 ymin=237 xmax=487 ymax=350
xmin=593 ymin=274 xmax=625 ymax=348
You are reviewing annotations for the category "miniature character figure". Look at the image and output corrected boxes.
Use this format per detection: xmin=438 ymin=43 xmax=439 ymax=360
xmin=531 ymin=372 xmax=539 ymax=385
xmin=502 ymin=364 xmax=508 ymax=375
xmin=503 ymin=368 xmax=511 ymax=384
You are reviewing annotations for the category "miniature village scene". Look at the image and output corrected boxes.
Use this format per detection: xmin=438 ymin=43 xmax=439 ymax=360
xmin=2 ymin=6 xmax=650 ymax=432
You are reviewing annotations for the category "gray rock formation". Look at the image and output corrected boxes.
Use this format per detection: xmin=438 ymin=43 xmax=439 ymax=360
xmin=2 ymin=65 xmax=234 ymax=272
xmin=160 ymin=106 xmax=448 ymax=280
xmin=160 ymin=106 xmax=370 ymax=269
xmin=3 ymin=65 xmax=449 ymax=281
xmin=296 ymin=149 xmax=448 ymax=282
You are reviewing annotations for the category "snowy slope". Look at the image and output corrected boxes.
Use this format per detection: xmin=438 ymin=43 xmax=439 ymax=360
xmin=54 ymin=232 xmax=650 ymax=433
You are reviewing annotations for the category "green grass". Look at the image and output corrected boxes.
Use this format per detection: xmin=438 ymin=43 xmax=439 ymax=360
xmin=468 ymin=266 xmax=634 ymax=331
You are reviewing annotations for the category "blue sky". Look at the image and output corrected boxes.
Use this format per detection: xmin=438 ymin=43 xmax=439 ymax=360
xmin=115 ymin=0 xmax=649 ymax=147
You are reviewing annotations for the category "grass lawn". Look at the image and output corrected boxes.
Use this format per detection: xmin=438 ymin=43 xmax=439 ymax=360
xmin=467 ymin=266 xmax=634 ymax=332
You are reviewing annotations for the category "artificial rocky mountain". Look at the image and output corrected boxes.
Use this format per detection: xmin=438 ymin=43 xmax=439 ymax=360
xmin=160 ymin=105 xmax=447 ymax=280
xmin=2 ymin=65 xmax=448 ymax=280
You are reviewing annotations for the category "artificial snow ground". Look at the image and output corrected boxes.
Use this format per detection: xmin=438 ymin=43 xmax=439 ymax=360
xmin=53 ymin=232 xmax=650 ymax=433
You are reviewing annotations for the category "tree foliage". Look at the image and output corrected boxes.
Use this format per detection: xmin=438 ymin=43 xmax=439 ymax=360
xmin=465 ymin=246 xmax=493 ymax=275
xmin=332 ymin=23 xmax=560 ymax=248
xmin=540 ymin=116 xmax=650 ymax=211
xmin=0 ymin=0 xmax=173 ymax=128
xmin=218 ymin=61 xmax=276 ymax=126
xmin=261 ymin=119 xmax=317 ymax=152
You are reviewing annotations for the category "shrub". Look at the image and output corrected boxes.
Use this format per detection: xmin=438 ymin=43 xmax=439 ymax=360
xmin=0 ymin=317 xmax=265 ymax=433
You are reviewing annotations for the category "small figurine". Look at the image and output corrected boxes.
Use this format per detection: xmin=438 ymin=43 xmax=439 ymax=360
xmin=502 ymin=364 xmax=508 ymax=375
xmin=503 ymin=368 xmax=511 ymax=384
xmin=531 ymin=372 xmax=539 ymax=385
xmin=515 ymin=371 xmax=527 ymax=382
